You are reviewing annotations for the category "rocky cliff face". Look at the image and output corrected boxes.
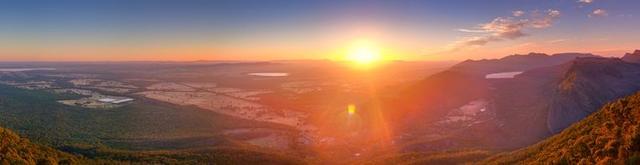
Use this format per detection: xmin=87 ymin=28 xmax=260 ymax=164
xmin=392 ymin=52 xmax=640 ymax=151
xmin=483 ymin=91 xmax=640 ymax=164
xmin=489 ymin=61 xmax=570 ymax=147
xmin=547 ymin=57 xmax=640 ymax=133
xmin=488 ymin=56 xmax=640 ymax=147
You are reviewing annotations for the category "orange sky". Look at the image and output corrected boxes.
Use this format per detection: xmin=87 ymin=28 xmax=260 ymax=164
xmin=1 ymin=0 xmax=638 ymax=62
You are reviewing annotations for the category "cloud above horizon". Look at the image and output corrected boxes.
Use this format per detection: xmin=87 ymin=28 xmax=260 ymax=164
xmin=578 ymin=0 xmax=594 ymax=4
xmin=589 ymin=9 xmax=608 ymax=17
xmin=513 ymin=10 xmax=525 ymax=17
xmin=450 ymin=9 xmax=561 ymax=50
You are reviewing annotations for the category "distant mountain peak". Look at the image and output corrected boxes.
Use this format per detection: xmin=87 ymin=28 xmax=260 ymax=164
xmin=570 ymin=56 xmax=624 ymax=66
xmin=552 ymin=52 xmax=595 ymax=57
xmin=625 ymin=49 xmax=640 ymax=56
xmin=525 ymin=52 xmax=549 ymax=56
xmin=622 ymin=50 xmax=640 ymax=63
xmin=452 ymin=52 xmax=597 ymax=75
xmin=500 ymin=52 xmax=549 ymax=59
xmin=557 ymin=57 xmax=625 ymax=90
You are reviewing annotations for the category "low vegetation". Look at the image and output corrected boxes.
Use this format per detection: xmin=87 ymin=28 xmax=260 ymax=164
xmin=360 ymin=150 xmax=492 ymax=165
xmin=482 ymin=92 xmax=640 ymax=164
xmin=0 ymin=83 xmax=305 ymax=164
xmin=0 ymin=127 xmax=78 ymax=164
xmin=372 ymin=91 xmax=640 ymax=165
xmin=1 ymin=126 xmax=305 ymax=164
xmin=0 ymin=84 xmax=286 ymax=148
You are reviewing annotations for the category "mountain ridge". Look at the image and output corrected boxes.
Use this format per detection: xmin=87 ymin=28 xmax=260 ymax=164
xmin=548 ymin=57 xmax=640 ymax=133
xmin=622 ymin=50 xmax=640 ymax=63
xmin=482 ymin=91 xmax=640 ymax=164
xmin=0 ymin=127 xmax=78 ymax=164
xmin=451 ymin=52 xmax=597 ymax=75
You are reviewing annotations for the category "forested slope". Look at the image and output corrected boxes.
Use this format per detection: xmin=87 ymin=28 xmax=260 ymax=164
xmin=0 ymin=127 xmax=78 ymax=164
xmin=482 ymin=92 xmax=640 ymax=164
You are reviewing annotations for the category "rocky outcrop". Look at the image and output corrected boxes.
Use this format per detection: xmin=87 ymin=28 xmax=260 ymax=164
xmin=483 ymin=91 xmax=640 ymax=164
xmin=547 ymin=57 xmax=640 ymax=133
xmin=489 ymin=56 xmax=640 ymax=147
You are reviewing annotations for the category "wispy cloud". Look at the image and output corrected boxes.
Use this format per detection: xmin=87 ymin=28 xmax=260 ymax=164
xmin=456 ymin=36 xmax=500 ymax=46
xmin=589 ymin=9 xmax=608 ymax=17
xmin=456 ymin=28 xmax=488 ymax=33
xmin=531 ymin=10 xmax=561 ymax=28
xmin=512 ymin=10 xmax=525 ymax=17
xmin=445 ymin=9 xmax=561 ymax=51
xmin=578 ymin=0 xmax=594 ymax=4
xmin=548 ymin=39 xmax=567 ymax=44
xmin=617 ymin=14 xmax=633 ymax=18
xmin=481 ymin=17 xmax=529 ymax=39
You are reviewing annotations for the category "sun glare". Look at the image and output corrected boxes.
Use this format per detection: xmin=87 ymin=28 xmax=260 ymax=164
xmin=345 ymin=40 xmax=383 ymax=68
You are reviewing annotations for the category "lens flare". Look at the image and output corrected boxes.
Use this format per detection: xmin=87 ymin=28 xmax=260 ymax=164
xmin=347 ymin=104 xmax=356 ymax=115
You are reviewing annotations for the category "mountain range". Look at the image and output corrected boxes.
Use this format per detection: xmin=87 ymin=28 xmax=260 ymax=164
xmin=384 ymin=52 xmax=627 ymax=149
xmin=492 ymin=56 xmax=640 ymax=147
xmin=365 ymin=90 xmax=640 ymax=164
xmin=3 ymin=50 xmax=640 ymax=164
xmin=365 ymin=50 xmax=640 ymax=164
xmin=483 ymin=91 xmax=640 ymax=164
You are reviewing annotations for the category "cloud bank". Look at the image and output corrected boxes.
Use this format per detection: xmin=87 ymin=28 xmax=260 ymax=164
xmin=589 ymin=9 xmax=608 ymax=17
xmin=454 ymin=9 xmax=561 ymax=48
xmin=578 ymin=0 xmax=594 ymax=5
xmin=513 ymin=10 xmax=525 ymax=17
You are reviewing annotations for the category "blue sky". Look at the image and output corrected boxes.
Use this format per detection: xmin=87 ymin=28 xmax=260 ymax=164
xmin=0 ymin=0 xmax=638 ymax=61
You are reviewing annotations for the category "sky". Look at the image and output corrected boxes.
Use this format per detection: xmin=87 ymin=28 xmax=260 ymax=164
xmin=0 ymin=0 xmax=639 ymax=61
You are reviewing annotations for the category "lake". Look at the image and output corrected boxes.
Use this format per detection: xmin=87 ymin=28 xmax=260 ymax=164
xmin=485 ymin=71 xmax=523 ymax=79
xmin=248 ymin=72 xmax=289 ymax=77
xmin=0 ymin=68 xmax=56 ymax=72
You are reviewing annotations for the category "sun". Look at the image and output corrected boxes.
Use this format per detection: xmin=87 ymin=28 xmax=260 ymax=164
xmin=345 ymin=40 xmax=382 ymax=67
xmin=348 ymin=47 xmax=380 ymax=64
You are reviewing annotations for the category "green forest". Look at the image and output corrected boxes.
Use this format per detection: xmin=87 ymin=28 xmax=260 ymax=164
xmin=0 ymin=84 xmax=303 ymax=164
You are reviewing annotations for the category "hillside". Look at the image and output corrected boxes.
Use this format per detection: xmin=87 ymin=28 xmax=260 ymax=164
xmin=387 ymin=70 xmax=489 ymax=125
xmin=0 ymin=127 xmax=78 ymax=164
xmin=359 ymin=150 xmax=492 ymax=165
xmin=0 ymin=84 xmax=305 ymax=164
xmin=488 ymin=57 xmax=640 ymax=147
xmin=482 ymin=92 xmax=640 ymax=164
xmin=548 ymin=57 xmax=640 ymax=133
xmin=373 ymin=53 xmax=628 ymax=153
xmin=1 ymin=126 xmax=305 ymax=165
